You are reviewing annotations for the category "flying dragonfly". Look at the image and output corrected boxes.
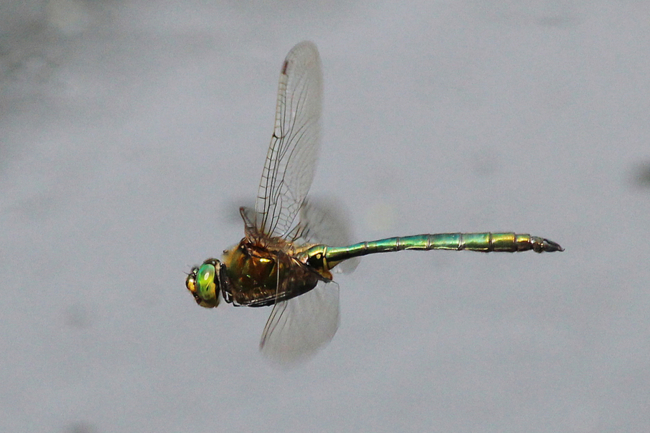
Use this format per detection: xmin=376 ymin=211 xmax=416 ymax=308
xmin=185 ymin=41 xmax=564 ymax=366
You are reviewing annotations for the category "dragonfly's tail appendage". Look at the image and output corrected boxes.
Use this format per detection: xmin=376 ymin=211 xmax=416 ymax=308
xmin=534 ymin=237 xmax=564 ymax=253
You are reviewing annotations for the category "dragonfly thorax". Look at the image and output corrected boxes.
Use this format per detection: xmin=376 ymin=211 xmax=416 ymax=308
xmin=218 ymin=238 xmax=327 ymax=307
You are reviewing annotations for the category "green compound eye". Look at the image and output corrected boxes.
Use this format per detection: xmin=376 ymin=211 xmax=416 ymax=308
xmin=194 ymin=263 xmax=219 ymax=308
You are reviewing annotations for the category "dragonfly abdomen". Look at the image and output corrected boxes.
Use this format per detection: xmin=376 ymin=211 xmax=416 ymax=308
xmin=311 ymin=232 xmax=563 ymax=271
xmin=425 ymin=232 xmax=563 ymax=253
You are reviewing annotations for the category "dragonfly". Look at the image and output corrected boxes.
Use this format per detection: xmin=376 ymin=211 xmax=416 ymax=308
xmin=185 ymin=41 xmax=564 ymax=366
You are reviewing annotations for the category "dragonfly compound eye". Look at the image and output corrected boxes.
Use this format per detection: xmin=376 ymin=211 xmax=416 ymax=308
xmin=187 ymin=261 xmax=221 ymax=308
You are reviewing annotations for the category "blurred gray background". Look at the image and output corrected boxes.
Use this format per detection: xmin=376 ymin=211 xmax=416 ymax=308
xmin=1 ymin=0 xmax=649 ymax=432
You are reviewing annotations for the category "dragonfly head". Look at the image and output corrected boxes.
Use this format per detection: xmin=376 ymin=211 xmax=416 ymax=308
xmin=185 ymin=258 xmax=223 ymax=308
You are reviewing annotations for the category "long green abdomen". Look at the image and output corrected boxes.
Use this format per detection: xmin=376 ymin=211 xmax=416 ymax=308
xmin=314 ymin=232 xmax=563 ymax=270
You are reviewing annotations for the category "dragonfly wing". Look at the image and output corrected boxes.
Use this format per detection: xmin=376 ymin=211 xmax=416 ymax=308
xmin=296 ymin=198 xmax=360 ymax=274
xmin=239 ymin=206 xmax=259 ymax=238
xmin=259 ymin=280 xmax=339 ymax=367
xmin=255 ymin=41 xmax=323 ymax=238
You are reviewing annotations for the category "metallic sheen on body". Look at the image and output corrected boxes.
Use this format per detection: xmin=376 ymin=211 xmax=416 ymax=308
xmin=184 ymin=41 xmax=564 ymax=365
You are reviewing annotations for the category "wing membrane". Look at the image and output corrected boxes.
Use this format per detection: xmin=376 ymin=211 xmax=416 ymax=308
xmin=294 ymin=198 xmax=360 ymax=273
xmin=259 ymin=280 xmax=339 ymax=367
xmin=255 ymin=41 xmax=323 ymax=238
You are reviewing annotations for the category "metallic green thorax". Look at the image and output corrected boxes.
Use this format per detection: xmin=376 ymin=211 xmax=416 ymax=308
xmin=299 ymin=233 xmax=564 ymax=272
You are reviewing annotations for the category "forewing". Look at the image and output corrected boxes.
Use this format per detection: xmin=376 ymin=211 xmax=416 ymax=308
xmin=259 ymin=280 xmax=339 ymax=368
xmin=239 ymin=206 xmax=258 ymax=238
xmin=255 ymin=41 xmax=323 ymax=238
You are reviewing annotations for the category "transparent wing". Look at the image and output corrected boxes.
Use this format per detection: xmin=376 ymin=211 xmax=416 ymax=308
xmin=294 ymin=198 xmax=359 ymax=274
xmin=255 ymin=41 xmax=323 ymax=238
xmin=259 ymin=280 xmax=339 ymax=368
xmin=239 ymin=206 xmax=258 ymax=238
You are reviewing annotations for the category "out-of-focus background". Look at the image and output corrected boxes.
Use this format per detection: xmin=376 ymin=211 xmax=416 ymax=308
xmin=2 ymin=1 xmax=649 ymax=432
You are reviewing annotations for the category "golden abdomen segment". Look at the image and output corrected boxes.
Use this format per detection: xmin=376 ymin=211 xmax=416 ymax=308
xmin=221 ymin=240 xmax=325 ymax=307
